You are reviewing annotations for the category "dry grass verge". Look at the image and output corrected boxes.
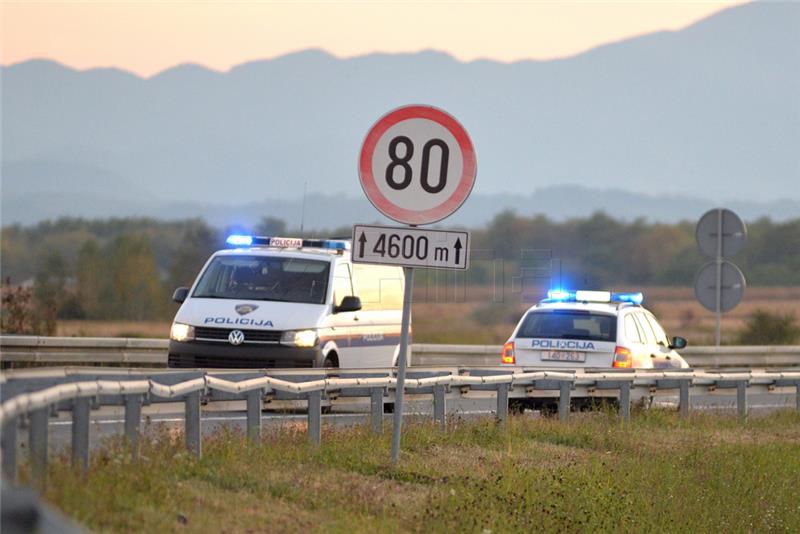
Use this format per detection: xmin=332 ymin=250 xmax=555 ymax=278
xmin=25 ymin=409 xmax=800 ymax=533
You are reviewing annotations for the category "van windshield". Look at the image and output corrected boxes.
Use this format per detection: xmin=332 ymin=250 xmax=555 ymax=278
xmin=192 ymin=255 xmax=330 ymax=305
xmin=518 ymin=310 xmax=616 ymax=342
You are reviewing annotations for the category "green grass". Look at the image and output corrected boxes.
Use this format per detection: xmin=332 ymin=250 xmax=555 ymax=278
xmin=28 ymin=410 xmax=800 ymax=533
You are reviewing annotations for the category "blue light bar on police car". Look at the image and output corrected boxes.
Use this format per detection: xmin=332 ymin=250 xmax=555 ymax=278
xmin=576 ymin=290 xmax=611 ymax=302
xmin=225 ymin=235 xmax=350 ymax=251
xmin=612 ymin=291 xmax=644 ymax=305
xmin=546 ymin=289 xmax=574 ymax=301
xmin=226 ymin=235 xmax=253 ymax=247
xmin=544 ymin=289 xmax=644 ymax=305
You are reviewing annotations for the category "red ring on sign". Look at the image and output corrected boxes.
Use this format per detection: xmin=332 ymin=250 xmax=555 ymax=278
xmin=358 ymin=105 xmax=477 ymax=225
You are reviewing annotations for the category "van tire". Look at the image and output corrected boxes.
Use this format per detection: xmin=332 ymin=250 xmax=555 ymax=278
xmin=321 ymin=352 xmax=338 ymax=414
xmin=323 ymin=352 xmax=339 ymax=369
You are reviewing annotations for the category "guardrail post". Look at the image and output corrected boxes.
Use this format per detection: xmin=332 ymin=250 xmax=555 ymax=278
xmin=71 ymin=398 xmax=90 ymax=472
xmin=370 ymin=388 xmax=383 ymax=434
xmin=558 ymin=381 xmax=571 ymax=421
xmin=433 ymin=385 xmax=446 ymax=430
xmin=185 ymin=391 xmax=202 ymax=457
xmin=619 ymin=382 xmax=631 ymax=422
xmin=737 ymin=381 xmax=748 ymax=419
xmin=124 ymin=394 xmax=142 ymax=455
xmin=1 ymin=417 xmax=19 ymax=482
xmin=679 ymin=379 xmax=691 ymax=418
xmin=795 ymin=382 xmax=800 ymax=412
xmin=29 ymin=408 xmax=49 ymax=481
xmin=307 ymin=390 xmax=322 ymax=445
xmin=496 ymin=383 xmax=509 ymax=424
xmin=246 ymin=390 xmax=261 ymax=442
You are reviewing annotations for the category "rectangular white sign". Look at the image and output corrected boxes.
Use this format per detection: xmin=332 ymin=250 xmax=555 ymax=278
xmin=352 ymin=224 xmax=469 ymax=270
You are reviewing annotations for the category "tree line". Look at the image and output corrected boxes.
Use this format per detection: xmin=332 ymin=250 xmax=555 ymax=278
xmin=1 ymin=213 xmax=798 ymax=331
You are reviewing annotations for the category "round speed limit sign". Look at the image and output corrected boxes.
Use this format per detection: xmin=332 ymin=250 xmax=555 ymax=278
xmin=359 ymin=105 xmax=477 ymax=225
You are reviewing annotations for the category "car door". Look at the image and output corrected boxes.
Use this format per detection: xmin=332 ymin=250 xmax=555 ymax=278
xmin=642 ymin=311 xmax=683 ymax=368
xmin=633 ymin=311 xmax=670 ymax=368
xmin=621 ymin=312 xmax=651 ymax=368
xmin=323 ymin=262 xmax=353 ymax=365
xmin=350 ymin=264 xmax=404 ymax=368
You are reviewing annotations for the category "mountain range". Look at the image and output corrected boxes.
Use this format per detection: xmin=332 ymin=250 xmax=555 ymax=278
xmin=2 ymin=1 xmax=798 ymax=227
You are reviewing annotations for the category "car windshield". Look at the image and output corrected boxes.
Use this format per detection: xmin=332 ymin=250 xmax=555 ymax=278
xmin=192 ymin=255 xmax=330 ymax=305
xmin=518 ymin=310 xmax=616 ymax=342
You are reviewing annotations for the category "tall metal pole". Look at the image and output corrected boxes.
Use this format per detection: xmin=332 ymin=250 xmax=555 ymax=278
xmin=715 ymin=208 xmax=722 ymax=346
xmin=391 ymin=266 xmax=414 ymax=464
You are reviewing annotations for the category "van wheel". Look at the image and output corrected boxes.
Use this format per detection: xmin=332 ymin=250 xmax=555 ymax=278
xmin=321 ymin=353 xmax=339 ymax=414
xmin=323 ymin=352 xmax=339 ymax=369
xmin=509 ymin=399 xmax=527 ymax=415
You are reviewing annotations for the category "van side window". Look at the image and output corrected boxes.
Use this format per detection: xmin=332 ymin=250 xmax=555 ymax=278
xmin=624 ymin=315 xmax=642 ymax=344
xmin=332 ymin=263 xmax=353 ymax=307
xmin=352 ymin=264 xmax=403 ymax=311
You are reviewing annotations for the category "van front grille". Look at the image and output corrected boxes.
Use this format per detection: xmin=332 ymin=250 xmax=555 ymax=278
xmin=194 ymin=327 xmax=283 ymax=344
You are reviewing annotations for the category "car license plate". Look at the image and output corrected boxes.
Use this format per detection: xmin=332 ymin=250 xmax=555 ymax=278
xmin=541 ymin=351 xmax=586 ymax=363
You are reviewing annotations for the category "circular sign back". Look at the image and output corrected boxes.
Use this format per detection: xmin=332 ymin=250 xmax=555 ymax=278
xmin=696 ymin=208 xmax=747 ymax=259
xmin=359 ymin=105 xmax=477 ymax=225
xmin=694 ymin=259 xmax=746 ymax=313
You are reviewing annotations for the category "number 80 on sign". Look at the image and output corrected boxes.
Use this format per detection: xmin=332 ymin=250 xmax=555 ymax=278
xmin=359 ymin=105 xmax=477 ymax=226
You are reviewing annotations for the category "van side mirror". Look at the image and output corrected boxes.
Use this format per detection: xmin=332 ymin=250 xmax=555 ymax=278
xmin=334 ymin=296 xmax=362 ymax=313
xmin=172 ymin=287 xmax=189 ymax=303
xmin=670 ymin=336 xmax=687 ymax=350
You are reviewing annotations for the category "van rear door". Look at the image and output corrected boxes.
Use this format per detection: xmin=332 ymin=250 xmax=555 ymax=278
xmin=513 ymin=309 xmax=617 ymax=367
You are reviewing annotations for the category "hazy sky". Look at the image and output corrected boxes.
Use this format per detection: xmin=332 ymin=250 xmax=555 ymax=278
xmin=3 ymin=1 xmax=745 ymax=77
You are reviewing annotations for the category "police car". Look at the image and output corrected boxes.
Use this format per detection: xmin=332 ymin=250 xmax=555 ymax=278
xmin=501 ymin=290 xmax=689 ymax=369
xmin=168 ymin=235 xmax=405 ymax=369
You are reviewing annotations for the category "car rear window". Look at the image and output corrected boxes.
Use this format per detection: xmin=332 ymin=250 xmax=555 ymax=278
xmin=517 ymin=310 xmax=617 ymax=342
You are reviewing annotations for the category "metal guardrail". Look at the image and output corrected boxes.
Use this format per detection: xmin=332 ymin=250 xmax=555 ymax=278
xmin=0 ymin=336 xmax=167 ymax=365
xmin=1 ymin=366 xmax=799 ymax=484
xmin=2 ymin=336 xmax=800 ymax=368
xmin=412 ymin=344 xmax=800 ymax=367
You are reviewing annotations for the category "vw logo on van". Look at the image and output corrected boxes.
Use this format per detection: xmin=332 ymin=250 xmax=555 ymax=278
xmin=228 ymin=330 xmax=245 ymax=346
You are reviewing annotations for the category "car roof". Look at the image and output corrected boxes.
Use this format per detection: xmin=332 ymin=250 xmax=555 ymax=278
xmin=525 ymin=301 xmax=641 ymax=315
xmin=213 ymin=247 xmax=346 ymax=262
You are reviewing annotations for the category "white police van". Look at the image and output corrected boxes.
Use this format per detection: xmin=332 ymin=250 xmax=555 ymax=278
xmin=501 ymin=290 xmax=689 ymax=369
xmin=168 ymin=235 xmax=405 ymax=369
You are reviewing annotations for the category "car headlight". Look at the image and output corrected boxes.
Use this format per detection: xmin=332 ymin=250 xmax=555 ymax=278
xmin=170 ymin=323 xmax=195 ymax=342
xmin=280 ymin=329 xmax=318 ymax=348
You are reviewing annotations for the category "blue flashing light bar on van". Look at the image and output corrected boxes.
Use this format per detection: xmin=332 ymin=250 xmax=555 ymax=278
xmin=544 ymin=289 xmax=644 ymax=305
xmin=225 ymin=235 xmax=350 ymax=251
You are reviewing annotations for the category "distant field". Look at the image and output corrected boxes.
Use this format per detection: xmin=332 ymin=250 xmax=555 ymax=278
xmin=54 ymin=286 xmax=800 ymax=346
xmin=33 ymin=410 xmax=800 ymax=533
xmin=410 ymin=285 xmax=800 ymax=345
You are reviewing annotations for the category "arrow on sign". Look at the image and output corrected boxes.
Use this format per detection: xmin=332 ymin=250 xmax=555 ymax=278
xmin=358 ymin=232 xmax=367 ymax=259
xmin=454 ymin=238 xmax=462 ymax=265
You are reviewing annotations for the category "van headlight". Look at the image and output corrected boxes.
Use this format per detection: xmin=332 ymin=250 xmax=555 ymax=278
xmin=170 ymin=323 xmax=195 ymax=342
xmin=280 ymin=329 xmax=318 ymax=348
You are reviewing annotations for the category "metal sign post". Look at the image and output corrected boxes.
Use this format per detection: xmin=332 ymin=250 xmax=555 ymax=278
xmin=694 ymin=208 xmax=747 ymax=346
xmin=356 ymin=105 xmax=477 ymax=464
xmin=715 ymin=210 xmax=723 ymax=346
xmin=391 ymin=266 xmax=414 ymax=463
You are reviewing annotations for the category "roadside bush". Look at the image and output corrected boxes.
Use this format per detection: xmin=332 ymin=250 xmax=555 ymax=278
xmin=0 ymin=282 xmax=53 ymax=335
xmin=737 ymin=309 xmax=800 ymax=345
